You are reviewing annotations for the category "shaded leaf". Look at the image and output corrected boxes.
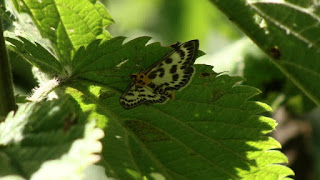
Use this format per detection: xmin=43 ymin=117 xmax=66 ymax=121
xmin=65 ymin=37 xmax=293 ymax=179
xmin=6 ymin=36 xmax=63 ymax=75
xmin=198 ymin=38 xmax=316 ymax=113
xmin=0 ymin=97 xmax=103 ymax=179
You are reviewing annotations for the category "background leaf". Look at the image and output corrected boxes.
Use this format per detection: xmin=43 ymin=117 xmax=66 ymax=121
xmin=15 ymin=0 xmax=114 ymax=64
xmin=6 ymin=36 xmax=63 ymax=75
xmin=210 ymin=0 xmax=320 ymax=106
xmin=0 ymin=97 xmax=103 ymax=179
xmin=64 ymin=37 xmax=293 ymax=179
xmin=197 ymin=38 xmax=316 ymax=113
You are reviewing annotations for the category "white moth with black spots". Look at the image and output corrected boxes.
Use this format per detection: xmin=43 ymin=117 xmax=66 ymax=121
xmin=120 ymin=40 xmax=199 ymax=109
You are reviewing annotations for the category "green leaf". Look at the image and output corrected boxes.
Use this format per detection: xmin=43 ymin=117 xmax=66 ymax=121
xmin=210 ymin=0 xmax=320 ymax=106
xmin=30 ymin=120 xmax=104 ymax=179
xmin=14 ymin=94 xmax=28 ymax=104
xmin=16 ymin=0 xmax=114 ymax=64
xmin=0 ymin=97 xmax=103 ymax=179
xmin=6 ymin=36 xmax=63 ymax=75
xmin=1 ymin=1 xmax=16 ymax=24
xmin=65 ymin=37 xmax=293 ymax=179
xmin=199 ymin=38 xmax=316 ymax=113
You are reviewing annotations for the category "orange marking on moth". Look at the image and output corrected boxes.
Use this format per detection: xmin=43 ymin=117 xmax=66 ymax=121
xmin=131 ymin=72 xmax=152 ymax=87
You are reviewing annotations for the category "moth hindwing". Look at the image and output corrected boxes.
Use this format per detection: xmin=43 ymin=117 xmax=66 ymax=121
xmin=120 ymin=39 xmax=199 ymax=109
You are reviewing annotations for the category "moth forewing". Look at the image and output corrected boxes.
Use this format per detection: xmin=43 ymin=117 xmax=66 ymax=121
xmin=144 ymin=40 xmax=199 ymax=90
xmin=120 ymin=39 xmax=199 ymax=109
xmin=119 ymin=83 xmax=168 ymax=109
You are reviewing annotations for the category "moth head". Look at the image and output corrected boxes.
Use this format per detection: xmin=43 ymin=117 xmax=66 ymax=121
xmin=130 ymin=73 xmax=151 ymax=86
xmin=130 ymin=74 xmax=138 ymax=80
xmin=130 ymin=73 xmax=146 ymax=80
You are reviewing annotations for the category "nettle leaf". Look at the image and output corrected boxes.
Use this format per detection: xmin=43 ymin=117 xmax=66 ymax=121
xmin=14 ymin=0 xmax=114 ymax=64
xmin=64 ymin=37 xmax=293 ymax=179
xmin=0 ymin=98 xmax=103 ymax=179
xmin=6 ymin=36 xmax=63 ymax=75
xmin=210 ymin=0 xmax=320 ymax=106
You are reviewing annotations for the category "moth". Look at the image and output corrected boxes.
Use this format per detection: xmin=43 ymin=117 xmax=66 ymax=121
xmin=120 ymin=40 xmax=199 ymax=109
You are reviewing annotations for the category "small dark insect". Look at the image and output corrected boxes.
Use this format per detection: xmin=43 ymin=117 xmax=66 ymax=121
xmin=269 ymin=46 xmax=281 ymax=60
xmin=200 ymin=72 xmax=211 ymax=77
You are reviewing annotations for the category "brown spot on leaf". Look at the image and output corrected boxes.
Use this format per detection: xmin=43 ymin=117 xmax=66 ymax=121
xmin=63 ymin=114 xmax=78 ymax=132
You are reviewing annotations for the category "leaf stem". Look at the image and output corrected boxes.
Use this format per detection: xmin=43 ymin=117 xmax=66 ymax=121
xmin=0 ymin=20 xmax=16 ymax=117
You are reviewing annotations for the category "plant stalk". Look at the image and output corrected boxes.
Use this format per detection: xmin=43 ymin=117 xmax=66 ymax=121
xmin=0 ymin=19 xmax=16 ymax=117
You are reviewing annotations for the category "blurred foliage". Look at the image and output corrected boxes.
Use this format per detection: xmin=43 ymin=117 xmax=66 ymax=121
xmin=238 ymin=41 xmax=316 ymax=115
xmin=2 ymin=0 xmax=319 ymax=179
xmin=105 ymin=0 xmax=242 ymax=49
xmin=9 ymin=50 xmax=36 ymax=93
xmin=2 ymin=0 xmax=42 ymax=93
xmin=197 ymin=38 xmax=316 ymax=115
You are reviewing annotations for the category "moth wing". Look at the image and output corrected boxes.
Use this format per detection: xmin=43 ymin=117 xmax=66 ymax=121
xmin=145 ymin=40 xmax=199 ymax=91
xmin=120 ymin=82 xmax=168 ymax=109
